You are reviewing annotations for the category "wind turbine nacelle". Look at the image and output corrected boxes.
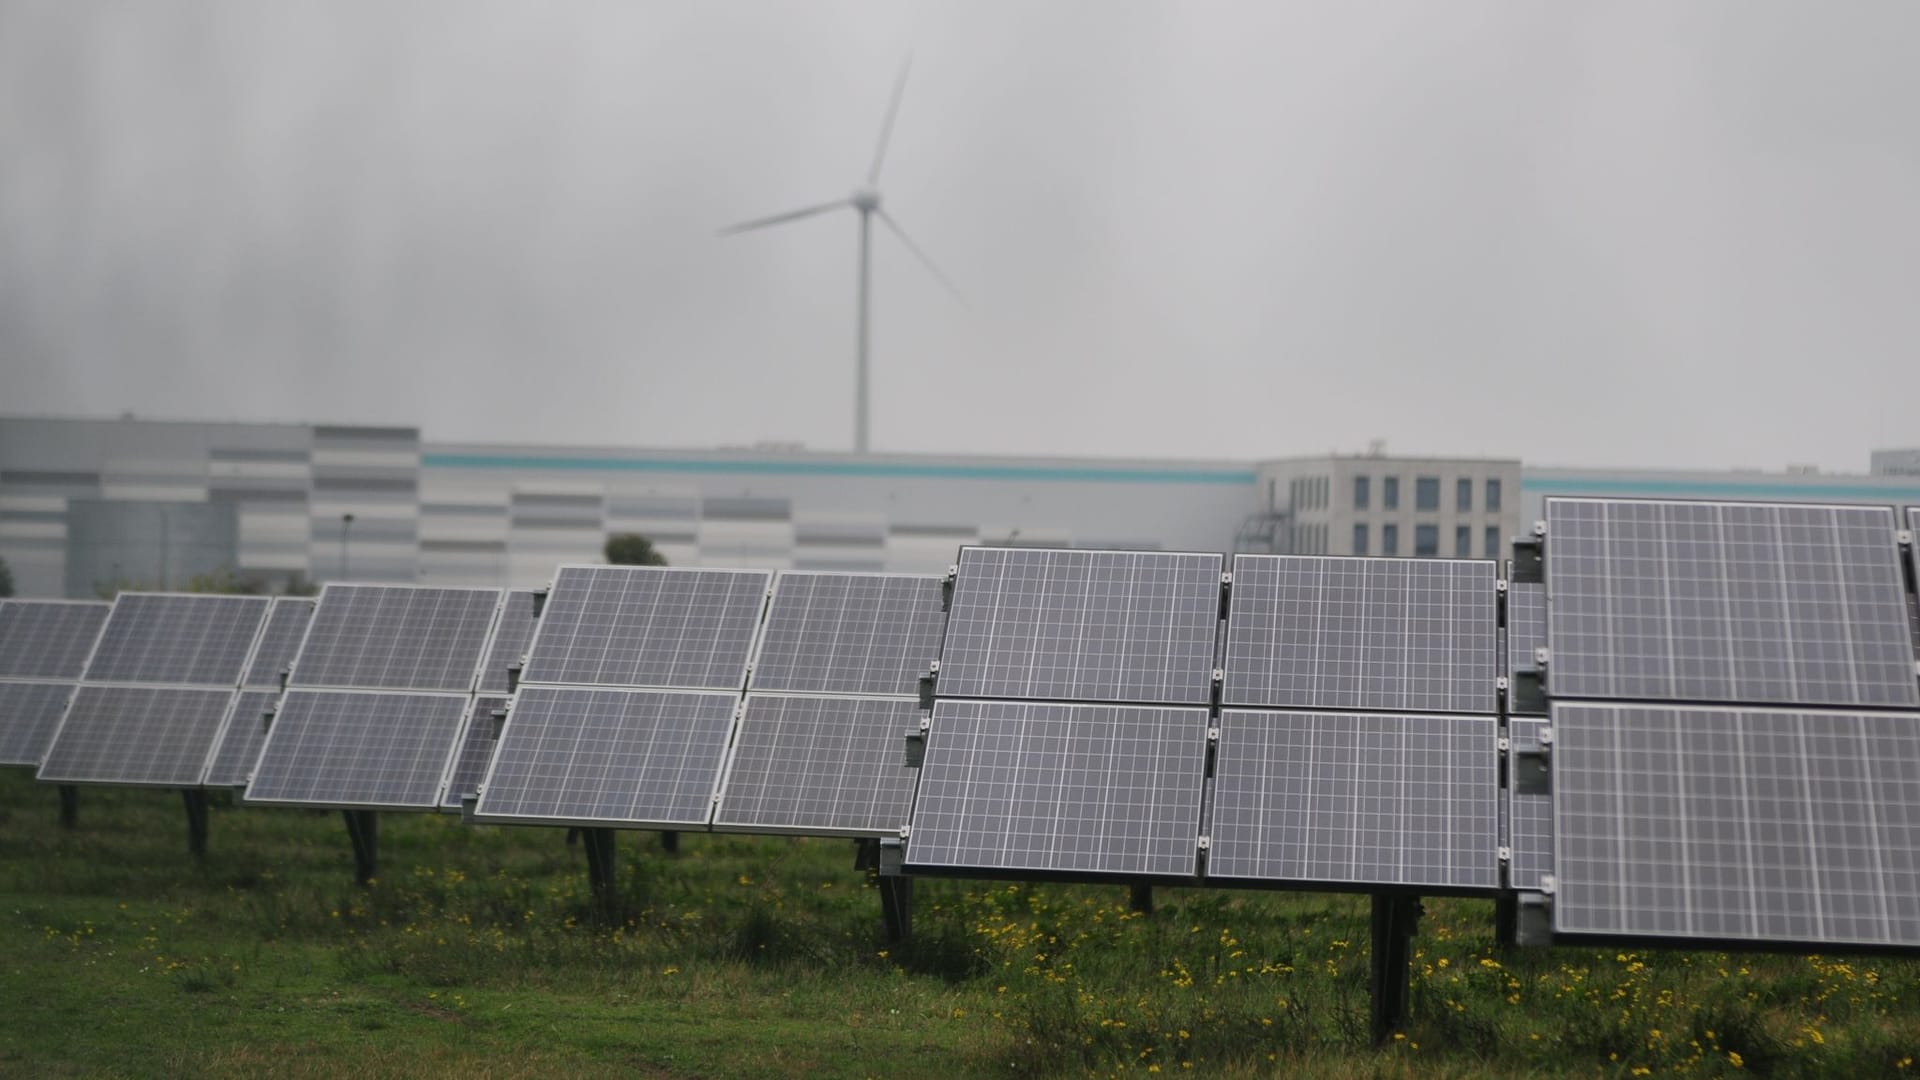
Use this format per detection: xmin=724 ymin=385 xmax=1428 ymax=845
xmin=851 ymin=188 xmax=882 ymax=212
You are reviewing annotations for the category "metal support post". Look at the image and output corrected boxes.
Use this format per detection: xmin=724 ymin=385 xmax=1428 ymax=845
xmin=1129 ymin=883 xmax=1154 ymax=915
xmin=1369 ymin=894 xmax=1422 ymax=1046
xmin=582 ymin=827 xmax=618 ymax=918
xmin=342 ymin=810 xmax=379 ymax=885
xmin=182 ymin=789 xmax=209 ymax=858
xmin=58 ymin=785 xmax=79 ymax=829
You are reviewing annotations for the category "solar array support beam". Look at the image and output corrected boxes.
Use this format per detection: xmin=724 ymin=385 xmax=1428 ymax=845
xmin=342 ymin=811 xmax=379 ymax=886
xmin=1369 ymin=894 xmax=1422 ymax=1046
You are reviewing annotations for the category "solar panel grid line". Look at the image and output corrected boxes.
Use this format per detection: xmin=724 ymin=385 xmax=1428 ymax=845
xmin=519 ymin=565 xmax=772 ymax=691
xmin=243 ymin=688 xmax=472 ymax=810
xmin=241 ymin=597 xmax=314 ymax=689
xmin=748 ymin=571 xmax=946 ymax=696
xmin=0 ymin=680 xmax=78 ymax=767
xmin=903 ymin=699 xmax=1208 ymax=879
xmin=476 ymin=590 xmax=538 ymax=695
xmin=289 ymin=584 xmax=502 ymax=693
xmin=1506 ymin=717 xmax=1552 ymax=890
xmin=1551 ymin=702 xmax=1920 ymax=948
xmin=440 ymin=694 xmax=512 ymax=811
xmin=201 ymin=689 xmax=281 ymax=789
xmin=1205 ymin=709 xmax=1499 ymax=890
xmin=711 ymin=692 xmax=921 ymax=837
xmin=1544 ymin=498 xmax=1918 ymax=709
xmin=471 ymin=686 xmax=741 ymax=828
xmin=1222 ymin=556 xmax=1497 ymax=714
xmin=80 ymin=593 xmax=271 ymax=687
xmin=0 ymin=599 xmax=112 ymax=679
xmin=36 ymin=684 xmax=240 ymax=788
xmin=933 ymin=548 xmax=1221 ymax=705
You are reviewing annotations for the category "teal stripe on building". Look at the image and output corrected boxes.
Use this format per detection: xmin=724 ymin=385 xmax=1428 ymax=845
xmin=1522 ymin=477 xmax=1920 ymax=503
xmin=422 ymin=453 xmax=1259 ymax=486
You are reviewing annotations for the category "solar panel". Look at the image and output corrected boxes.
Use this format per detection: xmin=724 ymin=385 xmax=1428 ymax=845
xmin=935 ymin=548 xmax=1221 ymax=705
xmin=1545 ymin=499 xmax=1918 ymax=708
xmin=243 ymin=597 xmax=313 ymax=689
xmin=1223 ymin=556 xmax=1498 ymax=714
xmin=714 ymin=693 xmax=920 ymax=836
xmin=477 ymin=590 xmax=537 ymax=694
xmin=0 ymin=600 xmax=109 ymax=679
xmin=519 ymin=566 xmax=770 ymax=691
xmin=903 ymin=699 xmax=1207 ymax=878
xmin=1207 ymin=710 xmax=1498 ymax=889
xmin=201 ymin=689 xmax=280 ymax=788
xmin=0 ymin=681 xmax=75 ymax=767
xmin=749 ymin=573 xmax=945 ymax=696
xmin=82 ymin=593 xmax=270 ymax=686
xmin=1552 ymin=702 xmax=1920 ymax=948
xmin=440 ymin=694 xmax=509 ymax=810
xmin=1507 ymin=580 xmax=1546 ymax=679
xmin=244 ymin=689 xmax=470 ymax=810
xmin=290 ymin=585 xmax=500 ymax=692
xmin=1910 ymin=508 xmax=1919 ymax=592
xmin=37 ymin=686 xmax=236 ymax=787
xmin=472 ymin=686 xmax=738 ymax=827
xmin=1507 ymin=717 xmax=1552 ymax=891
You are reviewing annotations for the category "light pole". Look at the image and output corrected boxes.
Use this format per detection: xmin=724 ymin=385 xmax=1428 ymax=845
xmin=340 ymin=513 xmax=355 ymax=580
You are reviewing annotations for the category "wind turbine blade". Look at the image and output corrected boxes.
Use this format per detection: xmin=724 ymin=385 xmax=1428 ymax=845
xmin=717 ymin=199 xmax=851 ymax=236
xmin=866 ymin=57 xmax=913 ymax=186
xmin=879 ymin=209 xmax=966 ymax=307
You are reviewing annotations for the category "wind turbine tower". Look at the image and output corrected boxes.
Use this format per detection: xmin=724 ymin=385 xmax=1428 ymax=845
xmin=720 ymin=62 xmax=962 ymax=455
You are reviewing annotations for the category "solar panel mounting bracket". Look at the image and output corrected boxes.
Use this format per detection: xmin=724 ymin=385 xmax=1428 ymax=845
xmin=917 ymin=661 xmax=938 ymax=710
xmin=1510 ymin=532 xmax=1544 ymax=584
xmin=1218 ymin=571 xmax=1232 ymax=620
xmin=877 ymin=834 xmax=906 ymax=877
xmin=1514 ymin=893 xmax=1553 ymax=947
xmin=1511 ymin=732 xmax=1550 ymax=796
xmin=941 ymin=565 xmax=957 ymax=611
xmin=529 ymin=587 xmax=548 ymax=619
xmin=903 ymin=716 xmax=930 ymax=768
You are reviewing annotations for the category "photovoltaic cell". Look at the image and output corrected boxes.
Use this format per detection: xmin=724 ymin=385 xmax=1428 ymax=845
xmin=749 ymin=573 xmax=945 ymax=696
xmin=1545 ymin=499 xmax=1918 ymax=708
xmin=904 ymin=699 xmax=1207 ymax=878
xmin=477 ymin=590 xmax=537 ymax=694
xmin=243 ymin=597 xmax=313 ymax=689
xmin=473 ymin=686 xmax=738 ymax=827
xmin=440 ymin=694 xmax=509 ymax=810
xmin=520 ymin=566 xmax=770 ymax=691
xmin=1207 ymin=710 xmax=1498 ymax=889
xmin=37 ymin=686 xmax=236 ymax=787
xmin=1553 ymin=702 xmax=1920 ymax=947
xmin=1223 ymin=556 xmax=1498 ymax=714
xmin=245 ymin=689 xmax=470 ymax=809
xmin=290 ymin=585 xmax=500 ymax=692
xmin=1507 ymin=717 xmax=1552 ymax=891
xmin=82 ymin=594 xmax=270 ymax=686
xmin=935 ymin=548 xmax=1221 ymax=705
xmin=202 ymin=689 xmax=281 ymax=788
xmin=714 ymin=693 xmax=920 ymax=836
xmin=1507 ymin=579 xmax=1548 ymax=717
xmin=0 ymin=681 xmax=75 ymax=767
xmin=0 ymin=600 xmax=109 ymax=679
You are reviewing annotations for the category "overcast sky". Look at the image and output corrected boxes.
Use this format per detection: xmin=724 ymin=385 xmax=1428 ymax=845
xmin=3 ymin=1 xmax=1916 ymax=471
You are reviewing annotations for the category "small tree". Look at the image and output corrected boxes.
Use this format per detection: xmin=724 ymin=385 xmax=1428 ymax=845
xmin=0 ymin=555 xmax=13 ymax=597
xmin=604 ymin=533 xmax=669 ymax=567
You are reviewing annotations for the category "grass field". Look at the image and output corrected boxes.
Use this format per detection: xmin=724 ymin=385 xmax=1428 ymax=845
xmin=2 ymin=772 xmax=1916 ymax=1078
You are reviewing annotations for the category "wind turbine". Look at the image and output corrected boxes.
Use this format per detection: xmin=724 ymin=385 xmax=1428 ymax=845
xmin=720 ymin=61 xmax=963 ymax=455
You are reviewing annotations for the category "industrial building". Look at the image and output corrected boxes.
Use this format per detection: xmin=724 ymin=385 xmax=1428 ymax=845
xmin=3 ymin=415 xmax=1917 ymax=598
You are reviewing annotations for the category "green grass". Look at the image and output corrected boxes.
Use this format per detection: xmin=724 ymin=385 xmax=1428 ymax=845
xmin=2 ymin=772 xmax=1916 ymax=1078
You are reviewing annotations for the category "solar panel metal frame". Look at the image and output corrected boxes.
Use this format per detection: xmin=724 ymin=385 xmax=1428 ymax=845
xmin=439 ymin=693 xmax=510 ymax=812
xmin=0 ymin=598 xmax=112 ymax=680
xmin=1549 ymin=701 xmax=1920 ymax=953
xmin=517 ymin=565 xmax=773 ymax=691
xmin=288 ymin=583 xmax=503 ymax=693
xmin=901 ymin=698 xmax=1210 ymax=884
xmin=932 ymin=547 xmax=1224 ymax=706
xmin=747 ymin=571 xmax=947 ymax=696
xmin=0 ymin=681 xmax=79 ymax=768
xmin=241 ymin=596 xmax=315 ymax=689
xmin=469 ymin=685 xmax=742 ymax=829
xmin=37 ymin=684 xmax=243 ymax=789
xmin=1505 ymin=576 xmax=1549 ymax=717
xmin=1203 ymin=709 xmax=1501 ymax=894
xmin=1543 ymin=497 xmax=1920 ymax=709
xmin=711 ymin=691 xmax=923 ymax=838
xmin=1506 ymin=717 xmax=1552 ymax=891
xmin=475 ymin=589 xmax=538 ymax=695
xmin=1221 ymin=555 xmax=1499 ymax=715
xmin=201 ymin=688 xmax=281 ymax=789
xmin=79 ymin=592 xmax=271 ymax=687
xmin=242 ymin=688 xmax=473 ymax=811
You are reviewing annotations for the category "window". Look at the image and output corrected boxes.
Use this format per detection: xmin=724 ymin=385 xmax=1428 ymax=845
xmin=1267 ymin=478 xmax=1276 ymax=510
xmin=1353 ymin=523 xmax=1369 ymax=555
xmin=1415 ymin=524 xmax=1439 ymax=557
xmin=1383 ymin=476 xmax=1400 ymax=510
xmin=1353 ymin=476 xmax=1370 ymax=510
xmin=1486 ymin=478 xmax=1502 ymax=513
xmin=1487 ymin=525 xmax=1503 ymax=559
xmin=1415 ymin=476 xmax=1440 ymax=511
xmin=1457 ymin=477 xmax=1472 ymax=513
xmin=1455 ymin=525 xmax=1471 ymax=557
xmin=1289 ymin=479 xmax=1301 ymax=510
xmin=1382 ymin=524 xmax=1400 ymax=556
